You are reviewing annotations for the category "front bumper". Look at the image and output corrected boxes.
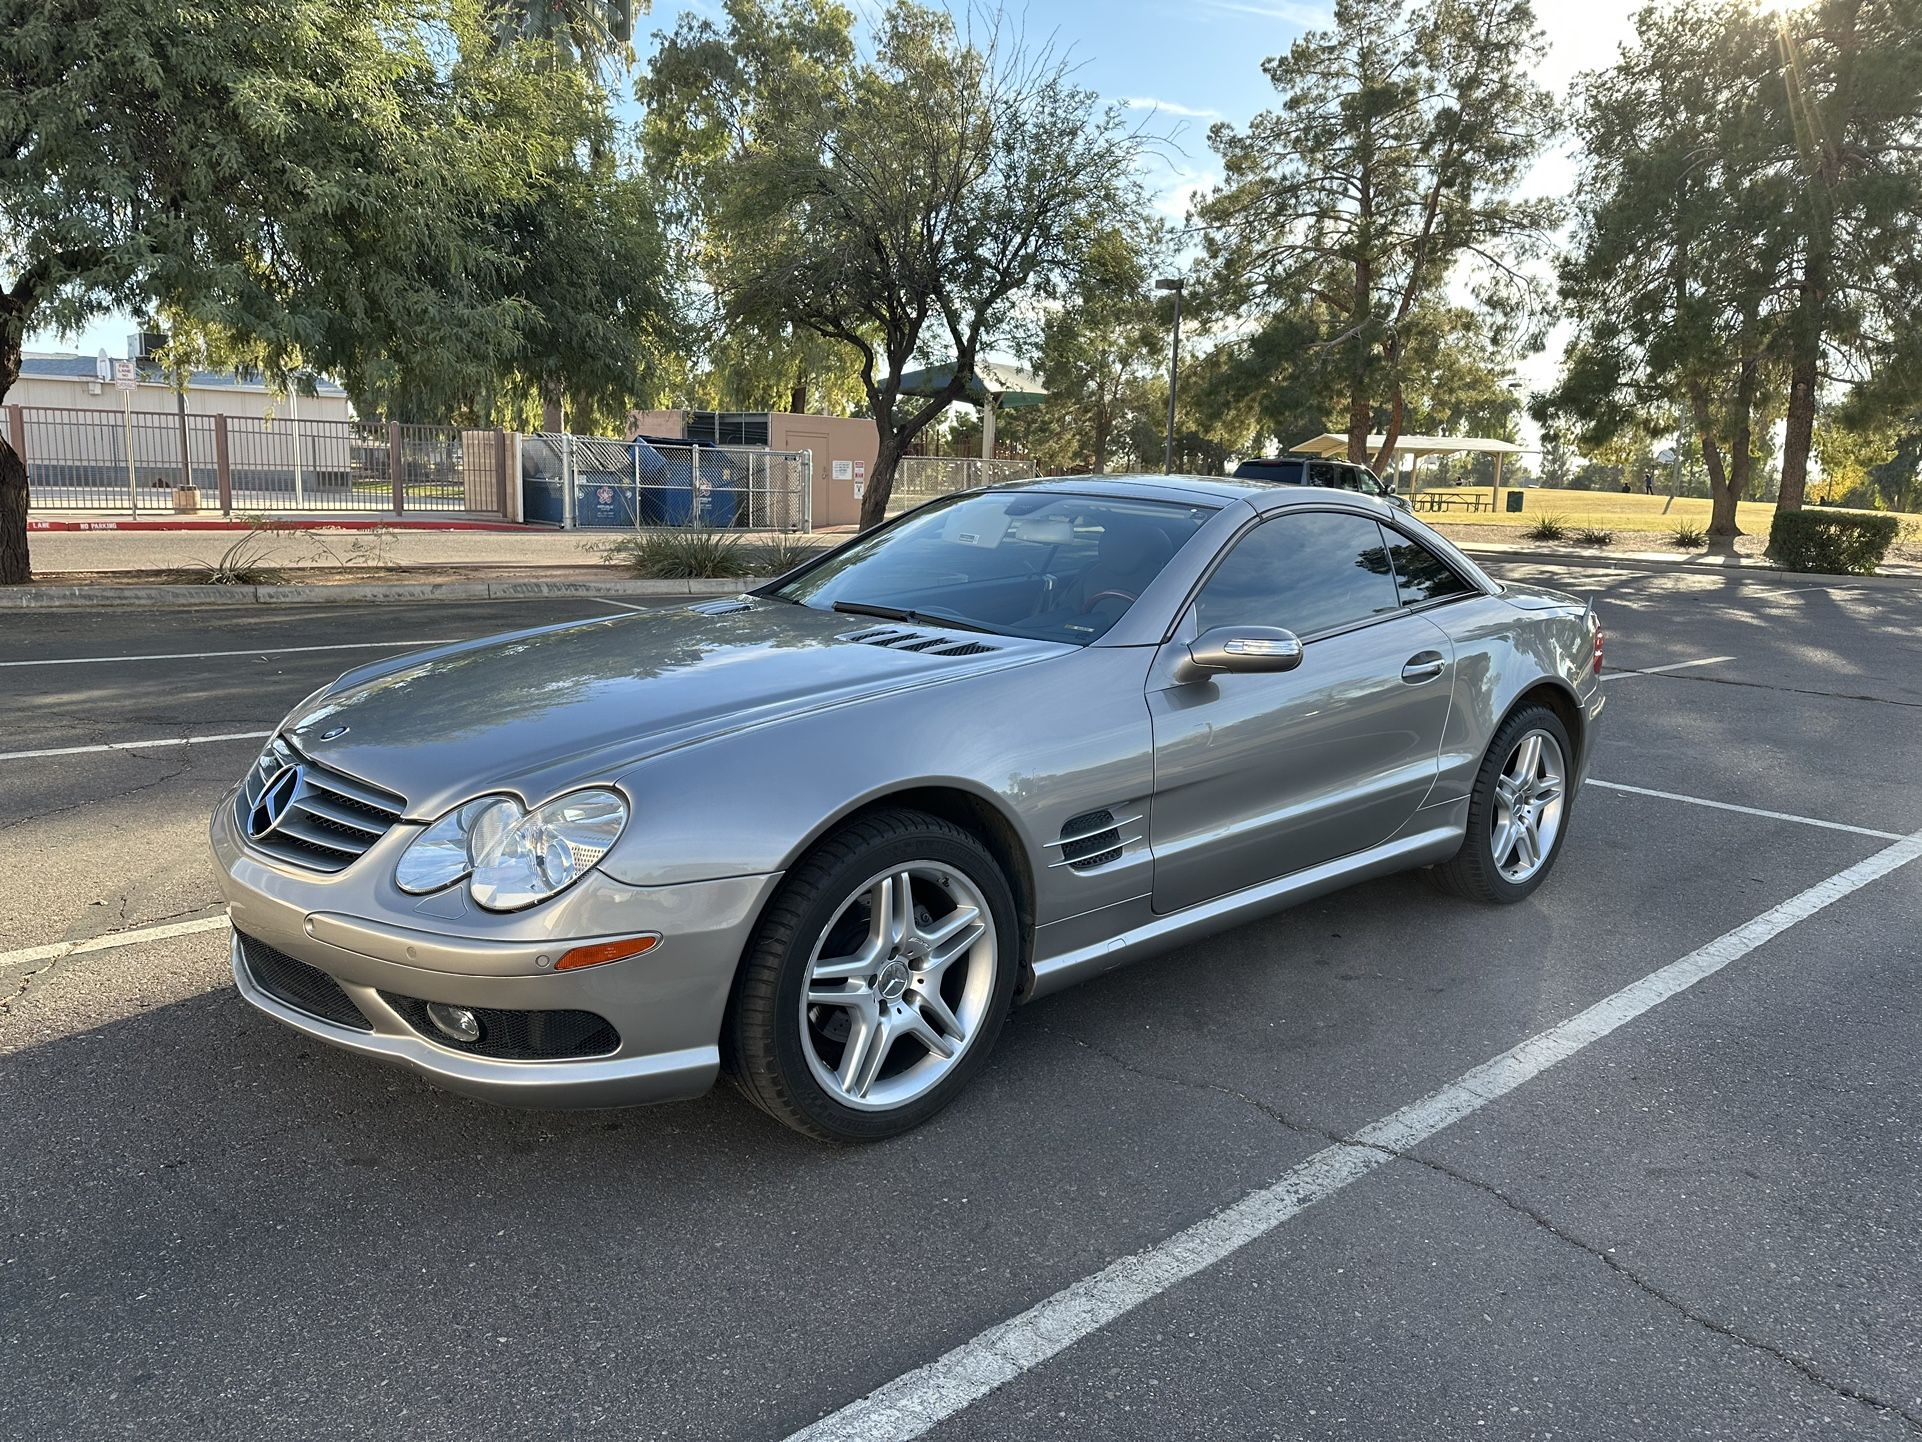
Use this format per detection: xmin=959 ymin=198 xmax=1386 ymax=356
xmin=213 ymin=790 xmax=780 ymax=1108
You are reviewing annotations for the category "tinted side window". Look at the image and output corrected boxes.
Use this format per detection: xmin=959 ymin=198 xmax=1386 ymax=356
xmin=1194 ymin=512 xmax=1401 ymax=638
xmin=1384 ymin=530 xmax=1473 ymax=605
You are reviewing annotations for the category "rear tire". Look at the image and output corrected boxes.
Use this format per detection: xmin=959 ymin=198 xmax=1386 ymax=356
xmin=725 ymin=808 xmax=1019 ymax=1142
xmin=1430 ymin=704 xmax=1574 ymax=905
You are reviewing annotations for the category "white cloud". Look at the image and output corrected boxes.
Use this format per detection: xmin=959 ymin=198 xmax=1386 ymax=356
xmin=1191 ymin=0 xmax=1332 ymax=25
xmin=1122 ymin=97 xmax=1224 ymax=121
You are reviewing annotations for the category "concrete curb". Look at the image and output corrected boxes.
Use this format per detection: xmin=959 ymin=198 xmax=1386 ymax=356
xmin=0 ymin=577 xmax=760 ymax=609
xmin=1453 ymin=543 xmax=1922 ymax=588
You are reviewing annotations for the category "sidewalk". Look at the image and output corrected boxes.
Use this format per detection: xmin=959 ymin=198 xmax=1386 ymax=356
xmin=6 ymin=519 xmax=1917 ymax=609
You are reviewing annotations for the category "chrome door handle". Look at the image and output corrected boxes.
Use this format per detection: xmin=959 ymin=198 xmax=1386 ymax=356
xmin=1401 ymin=651 xmax=1447 ymax=683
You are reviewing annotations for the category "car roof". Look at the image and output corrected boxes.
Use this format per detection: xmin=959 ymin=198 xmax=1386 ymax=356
xmin=987 ymin=472 xmax=1376 ymax=509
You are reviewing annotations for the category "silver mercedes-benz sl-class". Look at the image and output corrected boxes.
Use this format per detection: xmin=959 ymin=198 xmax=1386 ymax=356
xmin=212 ymin=475 xmax=1604 ymax=1140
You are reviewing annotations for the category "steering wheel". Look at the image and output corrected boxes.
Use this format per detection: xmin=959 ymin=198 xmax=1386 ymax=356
xmin=1080 ymin=588 xmax=1138 ymax=613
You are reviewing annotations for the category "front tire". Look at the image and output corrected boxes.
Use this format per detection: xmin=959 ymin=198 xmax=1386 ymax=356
xmin=726 ymin=808 xmax=1019 ymax=1141
xmin=1431 ymin=704 xmax=1574 ymax=904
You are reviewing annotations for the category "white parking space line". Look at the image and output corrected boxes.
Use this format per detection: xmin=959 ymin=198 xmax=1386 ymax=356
xmin=0 ymin=730 xmax=270 ymax=763
xmin=1602 ymin=655 xmax=1735 ymax=680
xmin=1589 ymin=779 xmax=1904 ymax=840
xmin=0 ymin=640 xmax=459 ymax=668
xmin=0 ymin=913 xmax=229 ymax=971
xmin=787 ymin=829 xmax=1922 ymax=1442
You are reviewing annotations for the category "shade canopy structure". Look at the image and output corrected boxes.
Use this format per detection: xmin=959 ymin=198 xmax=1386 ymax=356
xmin=1290 ymin=432 xmax=1528 ymax=461
xmin=898 ymin=361 xmax=1047 ymax=459
xmin=1290 ymin=432 xmax=1535 ymax=510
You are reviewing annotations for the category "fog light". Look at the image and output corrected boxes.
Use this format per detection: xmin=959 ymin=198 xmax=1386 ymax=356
xmin=426 ymin=1002 xmax=482 ymax=1043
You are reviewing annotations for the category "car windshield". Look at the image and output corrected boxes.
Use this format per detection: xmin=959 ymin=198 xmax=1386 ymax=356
xmin=771 ymin=491 xmax=1214 ymax=644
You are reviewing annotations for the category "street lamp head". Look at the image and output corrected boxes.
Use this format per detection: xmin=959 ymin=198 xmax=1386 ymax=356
xmin=1155 ymin=277 xmax=1183 ymax=292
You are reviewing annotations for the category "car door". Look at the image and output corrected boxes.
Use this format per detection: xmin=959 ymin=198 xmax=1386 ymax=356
xmin=1147 ymin=508 xmax=1456 ymax=914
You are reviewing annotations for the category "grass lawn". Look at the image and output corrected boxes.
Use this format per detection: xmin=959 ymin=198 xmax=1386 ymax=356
xmin=1420 ymin=486 xmax=1921 ymax=536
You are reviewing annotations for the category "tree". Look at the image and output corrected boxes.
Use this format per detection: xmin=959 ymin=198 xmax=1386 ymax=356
xmin=1547 ymin=0 xmax=1792 ymax=539
xmin=1020 ymin=225 xmax=1170 ymax=474
xmin=1771 ymin=0 xmax=1922 ymax=512
xmin=0 ymin=0 xmax=517 ymax=582
xmin=642 ymin=0 xmax=866 ymax=418
xmin=647 ymin=1 xmax=1149 ymax=527
xmin=1197 ymin=0 xmax=1559 ymax=473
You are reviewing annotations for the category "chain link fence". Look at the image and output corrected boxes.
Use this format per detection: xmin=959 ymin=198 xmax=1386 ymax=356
xmin=889 ymin=456 xmax=1036 ymax=515
xmin=520 ymin=432 xmax=812 ymax=531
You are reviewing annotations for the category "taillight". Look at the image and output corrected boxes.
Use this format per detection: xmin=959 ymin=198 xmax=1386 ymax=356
xmin=1592 ymin=627 xmax=1605 ymax=676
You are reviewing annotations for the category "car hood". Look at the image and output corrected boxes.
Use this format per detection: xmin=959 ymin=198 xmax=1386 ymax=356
xmin=280 ymin=599 xmax=1061 ymax=817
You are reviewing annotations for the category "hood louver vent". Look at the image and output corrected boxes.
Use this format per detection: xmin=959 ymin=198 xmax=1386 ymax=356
xmin=1048 ymin=806 xmax=1144 ymax=873
xmin=837 ymin=627 xmax=1001 ymax=658
xmin=687 ymin=597 xmax=752 ymax=615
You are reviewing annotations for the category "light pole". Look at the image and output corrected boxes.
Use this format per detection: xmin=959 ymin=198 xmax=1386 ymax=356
xmin=1155 ymin=277 xmax=1183 ymax=474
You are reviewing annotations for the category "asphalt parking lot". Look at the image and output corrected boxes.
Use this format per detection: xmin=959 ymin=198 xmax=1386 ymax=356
xmin=3 ymin=565 xmax=1919 ymax=1441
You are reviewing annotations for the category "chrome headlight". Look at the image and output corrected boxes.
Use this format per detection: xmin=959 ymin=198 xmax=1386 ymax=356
xmin=394 ymin=788 xmax=628 ymax=911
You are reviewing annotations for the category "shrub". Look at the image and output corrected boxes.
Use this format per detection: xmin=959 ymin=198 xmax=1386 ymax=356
xmin=599 ymin=528 xmax=755 ymax=579
xmin=192 ymin=525 xmax=283 ymax=585
xmin=1574 ymin=527 xmax=1614 ymax=547
xmin=1525 ymin=513 xmax=1569 ymax=541
xmin=1767 ymin=509 xmax=1901 ymax=574
xmin=1668 ymin=522 xmax=1706 ymax=548
xmin=749 ymin=533 xmax=821 ymax=577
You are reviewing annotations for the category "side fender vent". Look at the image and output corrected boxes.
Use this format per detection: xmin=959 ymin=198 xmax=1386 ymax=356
xmin=1049 ymin=806 xmax=1144 ymax=872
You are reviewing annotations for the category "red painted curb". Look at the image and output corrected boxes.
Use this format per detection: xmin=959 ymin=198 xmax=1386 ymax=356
xmin=27 ymin=518 xmax=545 ymax=533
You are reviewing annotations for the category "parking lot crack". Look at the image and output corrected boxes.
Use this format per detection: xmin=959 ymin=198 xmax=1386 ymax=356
xmin=1043 ymin=1026 xmax=1922 ymax=1436
xmin=1042 ymin=1024 xmax=1352 ymax=1146
xmin=1391 ymin=1147 xmax=1922 ymax=1436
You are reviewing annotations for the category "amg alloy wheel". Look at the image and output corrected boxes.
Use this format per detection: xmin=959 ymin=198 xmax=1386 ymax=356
xmin=1431 ymin=703 xmax=1575 ymax=905
xmin=727 ymin=809 xmax=1018 ymax=1141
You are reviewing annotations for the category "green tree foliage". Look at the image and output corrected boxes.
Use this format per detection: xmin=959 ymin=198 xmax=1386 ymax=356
xmin=645 ymin=0 xmax=1149 ymax=527
xmin=1549 ymin=0 xmax=1791 ymax=538
xmin=642 ymin=0 xmax=867 ymax=417
xmin=489 ymin=0 xmax=641 ymax=68
xmin=1197 ymin=0 xmax=1559 ymax=472
xmin=1772 ymin=0 xmax=1922 ymax=511
xmin=1018 ymin=225 xmax=1171 ymax=474
xmin=1550 ymin=0 xmax=1922 ymax=533
xmin=0 ymin=0 xmax=676 ymax=581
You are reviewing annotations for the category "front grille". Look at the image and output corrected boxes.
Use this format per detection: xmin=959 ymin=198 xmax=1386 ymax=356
xmin=236 ymin=737 xmax=406 ymax=874
xmin=237 ymin=931 xmax=371 ymax=1031
xmin=378 ymin=993 xmax=621 ymax=1061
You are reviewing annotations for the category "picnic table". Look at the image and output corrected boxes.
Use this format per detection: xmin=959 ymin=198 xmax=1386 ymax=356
xmin=1414 ymin=491 xmax=1489 ymax=513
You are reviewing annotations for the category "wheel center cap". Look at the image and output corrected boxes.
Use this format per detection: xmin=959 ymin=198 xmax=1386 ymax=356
xmin=876 ymin=959 xmax=911 ymax=1001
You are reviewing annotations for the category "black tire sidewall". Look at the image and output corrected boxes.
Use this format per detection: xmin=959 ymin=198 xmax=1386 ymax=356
xmin=1465 ymin=705 xmax=1575 ymax=903
xmin=757 ymin=822 xmax=1019 ymax=1141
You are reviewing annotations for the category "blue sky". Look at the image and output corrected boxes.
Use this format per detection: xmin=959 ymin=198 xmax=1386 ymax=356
xmin=35 ymin=0 xmax=1644 ymax=420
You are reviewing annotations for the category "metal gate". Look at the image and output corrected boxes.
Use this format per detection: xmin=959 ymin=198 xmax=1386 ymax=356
xmin=15 ymin=405 xmax=509 ymax=517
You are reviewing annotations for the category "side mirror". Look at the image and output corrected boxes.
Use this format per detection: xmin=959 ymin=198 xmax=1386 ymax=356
xmin=1176 ymin=625 xmax=1304 ymax=683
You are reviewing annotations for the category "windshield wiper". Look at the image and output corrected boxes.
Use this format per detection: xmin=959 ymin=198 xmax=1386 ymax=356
xmin=830 ymin=600 xmax=1000 ymax=635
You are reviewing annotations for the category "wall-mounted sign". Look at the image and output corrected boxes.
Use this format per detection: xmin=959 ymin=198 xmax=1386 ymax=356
xmin=832 ymin=459 xmax=853 ymax=480
xmin=853 ymin=461 xmax=867 ymax=480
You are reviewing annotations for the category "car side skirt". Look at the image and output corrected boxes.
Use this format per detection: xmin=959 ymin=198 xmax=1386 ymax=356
xmin=1024 ymin=813 xmax=1465 ymax=1000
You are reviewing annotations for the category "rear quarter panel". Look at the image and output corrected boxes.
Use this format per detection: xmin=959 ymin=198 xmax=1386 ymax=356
xmin=1420 ymin=592 xmax=1600 ymax=806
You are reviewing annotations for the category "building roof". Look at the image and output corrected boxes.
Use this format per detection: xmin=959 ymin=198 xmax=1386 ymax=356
xmin=897 ymin=361 xmax=1047 ymax=409
xmin=1290 ymin=432 xmax=1530 ymax=458
xmin=19 ymin=352 xmax=347 ymax=396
